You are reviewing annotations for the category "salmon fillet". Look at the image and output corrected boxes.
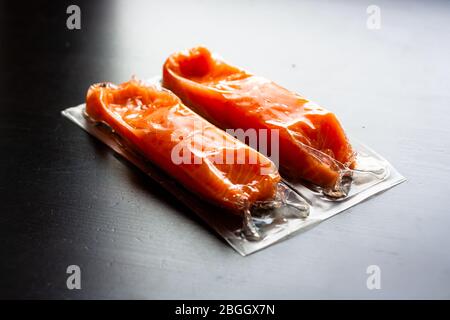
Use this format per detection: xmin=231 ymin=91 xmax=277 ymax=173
xmin=162 ymin=46 xmax=355 ymax=189
xmin=86 ymin=79 xmax=280 ymax=213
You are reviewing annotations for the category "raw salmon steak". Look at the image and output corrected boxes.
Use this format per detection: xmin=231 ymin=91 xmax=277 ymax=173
xmin=163 ymin=47 xmax=355 ymax=189
xmin=86 ymin=79 xmax=280 ymax=213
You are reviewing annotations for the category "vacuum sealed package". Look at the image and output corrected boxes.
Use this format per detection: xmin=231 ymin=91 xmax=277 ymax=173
xmin=163 ymin=46 xmax=358 ymax=194
xmin=162 ymin=46 xmax=405 ymax=200
xmin=62 ymin=58 xmax=405 ymax=255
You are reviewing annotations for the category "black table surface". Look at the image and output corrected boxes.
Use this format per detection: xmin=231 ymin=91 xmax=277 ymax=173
xmin=1 ymin=0 xmax=449 ymax=299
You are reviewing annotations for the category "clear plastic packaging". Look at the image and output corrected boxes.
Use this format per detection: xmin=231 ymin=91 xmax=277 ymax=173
xmin=84 ymin=80 xmax=284 ymax=214
xmin=62 ymin=102 xmax=405 ymax=256
xmin=162 ymin=46 xmax=358 ymax=194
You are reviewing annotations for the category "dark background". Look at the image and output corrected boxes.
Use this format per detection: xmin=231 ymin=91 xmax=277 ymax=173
xmin=1 ymin=0 xmax=449 ymax=299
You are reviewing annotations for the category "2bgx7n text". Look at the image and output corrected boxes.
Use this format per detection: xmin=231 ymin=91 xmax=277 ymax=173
xmin=175 ymin=304 xmax=275 ymax=317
